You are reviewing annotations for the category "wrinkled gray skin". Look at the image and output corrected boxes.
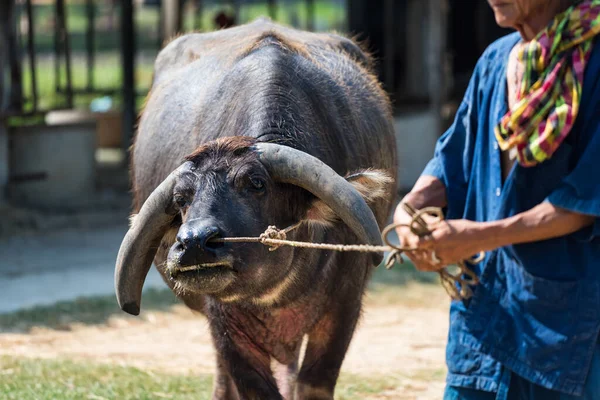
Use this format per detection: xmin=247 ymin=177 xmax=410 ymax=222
xmin=131 ymin=19 xmax=397 ymax=400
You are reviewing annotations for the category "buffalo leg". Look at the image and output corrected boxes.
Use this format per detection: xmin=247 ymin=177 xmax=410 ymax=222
xmin=212 ymin=355 xmax=240 ymax=400
xmin=295 ymin=300 xmax=362 ymax=400
xmin=208 ymin=304 xmax=283 ymax=399
xmin=272 ymin=345 xmax=302 ymax=400
xmin=218 ymin=345 xmax=283 ymax=400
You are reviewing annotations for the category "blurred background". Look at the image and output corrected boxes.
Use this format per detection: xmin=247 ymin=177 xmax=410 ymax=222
xmin=0 ymin=1 xmax=510 ymax=398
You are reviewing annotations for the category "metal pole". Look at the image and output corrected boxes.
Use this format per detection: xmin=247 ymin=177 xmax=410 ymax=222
xmin=232 ymin=0 xmax=240 ymax=25
xmin=86 ymin=0 xmax=95 ymax=91
xmin=57 ymin=0 xmax=73 ymax=108
xmin=384 ymin=0 xmax=394 ymax=94
xmin=0 ymin=0 xmax=13 ymax=111
xmin=0 ymin=13 xmax=4 ymax=111
xmin=121 ymin=0 xmax=136 ymax=161
xmin=268 ymin=0 xmax=277 ymax=20
xmin=25 ymin=0 xmax=38 ymax=112
xmin=162 ymin=0 xmax=179 ymax=40
xmin=306 ymin=0 xmax=315 ymax=31
xmin=195 ymin=0 xmax=204 ymax=31
xmin=54 ymin=1 xmax=61 ymax=93
xmin=0 ymin=121 xmax=8 ymax=204
xmin=177 ymin=0 xmax=184 ymax=32
xmin=0 ymin=0 xmax=16 ymax=203
xmin=427 ymin=0 xmax=447 ymax=137
xmin=1 ymin=0 xmax=22 ymax=113
xmin=157 ymin=0 xmax=163 ymax=48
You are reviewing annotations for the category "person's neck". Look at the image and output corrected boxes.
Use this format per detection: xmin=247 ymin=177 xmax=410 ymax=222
xmin=516 ymin=0 xmax=573 ymax=41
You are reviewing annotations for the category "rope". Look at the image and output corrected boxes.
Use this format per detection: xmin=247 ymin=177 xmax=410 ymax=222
xmin=212 ymin=204 xmax=482 ymax=300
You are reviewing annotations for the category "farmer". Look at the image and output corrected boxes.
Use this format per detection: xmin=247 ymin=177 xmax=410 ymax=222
xmin=394 ymin=0 xmax=600 ymax=398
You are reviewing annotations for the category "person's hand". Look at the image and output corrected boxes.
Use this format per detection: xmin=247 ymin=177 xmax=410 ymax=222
xmin=417 ymin=219 xmax=489 ymax=266
xmin=393 ymin=202 xmax=440 ymax=272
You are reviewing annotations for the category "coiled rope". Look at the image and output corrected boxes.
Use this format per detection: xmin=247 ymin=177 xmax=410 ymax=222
xmin=212 ymin=203 xmax=482 ymax=300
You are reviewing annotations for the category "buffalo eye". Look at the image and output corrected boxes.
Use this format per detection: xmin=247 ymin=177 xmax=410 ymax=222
xmin=248 ymin=176 xmax=266 ymax=192
xmin=173 ymin=194 xmax=189 ymax=209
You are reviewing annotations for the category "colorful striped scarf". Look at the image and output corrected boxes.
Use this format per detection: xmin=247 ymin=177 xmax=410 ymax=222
xmin=495 ymin=0 xmax=600 ymax=167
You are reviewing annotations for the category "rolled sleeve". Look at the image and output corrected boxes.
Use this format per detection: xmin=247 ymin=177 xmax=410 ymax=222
xmin=546 ymin=126 xmax=600 ymax=241
xmin=420 ymin=157 xmax=444 ymax=181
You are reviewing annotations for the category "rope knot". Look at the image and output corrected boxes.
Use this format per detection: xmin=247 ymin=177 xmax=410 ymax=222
xmin=259 ymin=225 xmax=287 ymax=251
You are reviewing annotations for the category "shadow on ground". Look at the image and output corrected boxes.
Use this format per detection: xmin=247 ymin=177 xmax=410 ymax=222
xmin=370 ymin=257 xmax=439 ymax=286
xmin=0 ymin=288 xmax=180 ymax=333
xmin=0 ymin=257 xmax=439 ymax=334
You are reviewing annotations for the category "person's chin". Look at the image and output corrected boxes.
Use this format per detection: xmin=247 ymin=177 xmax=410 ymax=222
xmin=494 ymin=15 xmax=518 ymax=29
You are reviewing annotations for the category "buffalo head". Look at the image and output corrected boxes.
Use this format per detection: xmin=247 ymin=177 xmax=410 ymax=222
xmin=115 ymin=137 xmax=391 ymax=315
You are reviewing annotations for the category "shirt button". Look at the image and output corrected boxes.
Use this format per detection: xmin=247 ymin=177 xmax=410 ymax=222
xmin=496 ymin=188 xmax=501 ymax=196
xmin=493 ymin=142 xmax=499 ymax=150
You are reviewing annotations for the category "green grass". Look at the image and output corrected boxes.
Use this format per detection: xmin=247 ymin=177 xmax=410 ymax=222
xmin=337 ymin=373 xmax=401 ymax=399
xmin=0 ymin=356 xmax=213 ymax=400
xmin=0 ymin=356 xmax=401 ymax=400
xmin=0 ymin=259 xmax=444 ymax=398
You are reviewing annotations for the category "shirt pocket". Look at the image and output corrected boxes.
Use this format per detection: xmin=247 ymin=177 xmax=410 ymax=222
xmin=500 ymin=262 xmax=599 ymax=372
xmin=465 ymin=257 xmax=600 ymax=378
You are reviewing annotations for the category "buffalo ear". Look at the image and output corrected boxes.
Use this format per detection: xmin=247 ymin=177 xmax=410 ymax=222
xmin=304 ymin=169 xmax=393 ymax=227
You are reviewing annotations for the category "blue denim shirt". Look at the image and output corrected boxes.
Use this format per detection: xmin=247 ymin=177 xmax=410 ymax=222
xmin=422 ymin=32 xmax=600 ymax=396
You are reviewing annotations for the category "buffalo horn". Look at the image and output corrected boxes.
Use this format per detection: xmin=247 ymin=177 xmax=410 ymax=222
xmin=114 ymin=162 xmax=193 ymax=315
xmin=256 ymin=143 xmax=384 ymax=263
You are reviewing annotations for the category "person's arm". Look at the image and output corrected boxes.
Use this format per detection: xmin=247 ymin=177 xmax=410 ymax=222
xmin=482 ymin=202 xmax=594 ymax=249
xmin=400 ymin=175 xmax=447 ymax=211
xmin=416 ymin=203 xmax=594 ymax=266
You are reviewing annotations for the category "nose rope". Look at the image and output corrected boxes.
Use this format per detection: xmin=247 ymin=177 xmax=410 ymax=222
xmin=211 ymin=204 xmax=482 ymax=300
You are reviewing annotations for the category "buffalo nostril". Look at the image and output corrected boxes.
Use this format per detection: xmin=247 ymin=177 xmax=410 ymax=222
xmin=176 ymin=229 xmax=194 ymax=248
xmin=177 ymin=224 xmax=224 ymax=252
xmin=173 ymin=242 xmax=184 ymax=252
xmin=205 ymin=231 xmax=224 ymax=250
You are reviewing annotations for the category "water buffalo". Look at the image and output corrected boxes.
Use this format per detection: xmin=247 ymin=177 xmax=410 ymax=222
xmin=115 ymin=19 xmax=397 ymax=399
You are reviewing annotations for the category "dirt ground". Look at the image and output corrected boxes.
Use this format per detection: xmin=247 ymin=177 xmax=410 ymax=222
xmin=0 ymin=284 xmax=450 ymax=399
